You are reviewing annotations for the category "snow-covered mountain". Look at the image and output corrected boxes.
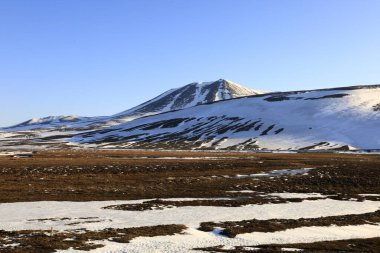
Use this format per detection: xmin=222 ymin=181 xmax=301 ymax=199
xmin=2 ymin=81 xmax=380 ymax=151
xmin=3 ymin=79 xmax=262 ymax=132
xmin=72 ymin=85 xmax=380 ymax=151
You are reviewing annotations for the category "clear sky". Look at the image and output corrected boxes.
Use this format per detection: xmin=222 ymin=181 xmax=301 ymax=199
xmin=1 ymin=0 xmax=380 ymax=127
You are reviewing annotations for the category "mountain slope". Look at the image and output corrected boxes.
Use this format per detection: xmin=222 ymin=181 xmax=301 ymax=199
xmin=113 ymin=79 xmax=262 ymax=118
xmin=3 ymin=79 xmax=262 ymax=132
xmin=72 ymin=85 xmax=380 ymax=151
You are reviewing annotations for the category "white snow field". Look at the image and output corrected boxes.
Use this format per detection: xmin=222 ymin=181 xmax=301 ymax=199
xmin=73 ymin=85 xmax=380 ymax=150
xmin=1 ymin=198 xmax=380 ymax=252
xmin=56 ymin=224 xmax=380 ymax=253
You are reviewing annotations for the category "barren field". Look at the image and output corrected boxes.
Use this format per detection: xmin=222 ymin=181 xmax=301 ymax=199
xmin=1 ymin=150 xmax=380 ymax=252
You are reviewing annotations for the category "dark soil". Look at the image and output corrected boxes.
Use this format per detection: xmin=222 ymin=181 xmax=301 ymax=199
xmin=0 ymin=150 xmax=379 ymax=203
xmin=103 ymin=197 xmax=310 ymax=211
xmin=198 ymin=210 xmax=380 ymax=237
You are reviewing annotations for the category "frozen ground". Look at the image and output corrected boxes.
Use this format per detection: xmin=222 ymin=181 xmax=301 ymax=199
xmin=1 ymin=198 xmax=380 ymax=252
xmin=56 ymin=224 xmax=380 ymax=253
xmin=1 ymin=150 xmax=380 ymax=252
xmin=1 ymin=198 xmax=379 ymax=231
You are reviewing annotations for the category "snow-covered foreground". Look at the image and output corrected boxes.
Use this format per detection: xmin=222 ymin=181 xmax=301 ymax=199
xmin=1 ymin=198 xmax=380 ymax=252
xmin=1 ymin=199 xmax=379 ymax=231
xmin=57 ymin=224 xmax=380 ymax=253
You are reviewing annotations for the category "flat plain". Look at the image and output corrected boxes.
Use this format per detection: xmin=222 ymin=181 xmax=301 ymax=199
xmin=1 ymin=150 xmax=380 ymax=252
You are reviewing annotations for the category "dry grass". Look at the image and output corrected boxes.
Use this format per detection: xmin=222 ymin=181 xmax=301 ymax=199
xmin=0 ymin=150 xmax=379 ymax=203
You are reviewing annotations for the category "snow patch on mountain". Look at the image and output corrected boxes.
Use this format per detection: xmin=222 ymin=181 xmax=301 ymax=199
xmin=21 ymin=115 xmax=81 ymax=125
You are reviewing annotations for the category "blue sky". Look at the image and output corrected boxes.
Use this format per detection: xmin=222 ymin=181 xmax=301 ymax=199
xmin=1 ymin=0 xmax=380 ymax=127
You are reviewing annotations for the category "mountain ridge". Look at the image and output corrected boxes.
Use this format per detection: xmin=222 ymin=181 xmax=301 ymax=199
xmin=3 ymin=79 xmax=262 ymax=131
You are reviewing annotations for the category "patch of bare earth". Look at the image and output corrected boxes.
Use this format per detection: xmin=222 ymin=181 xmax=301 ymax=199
xmin=0 ymin=224 xmax=186 ymax=253
xmin=103 ymin=197 xmax=311 ymax=211
xmin=198 ymin=210 xmax=380 ymax=237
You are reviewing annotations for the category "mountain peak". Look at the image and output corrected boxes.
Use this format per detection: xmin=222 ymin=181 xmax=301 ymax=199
xmin=217 ymin=78 xmax=233 ymax=83
xmin=114 ymin=79 xmax=263 ymax=118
